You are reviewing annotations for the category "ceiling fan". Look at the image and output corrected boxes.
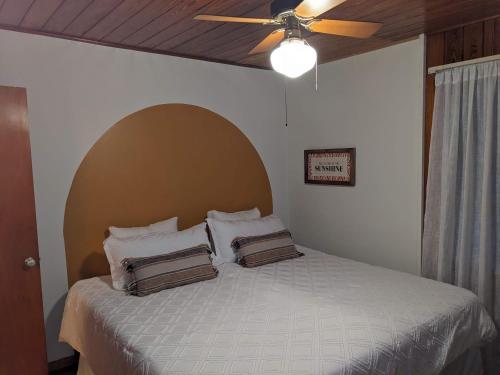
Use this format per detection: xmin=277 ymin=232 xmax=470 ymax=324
xmin=194 ymin=0 xmax=382 ymax=78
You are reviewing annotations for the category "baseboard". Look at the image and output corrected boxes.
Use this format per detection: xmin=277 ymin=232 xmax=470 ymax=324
xmin=48 ymin=352 xmax=79 ymax=372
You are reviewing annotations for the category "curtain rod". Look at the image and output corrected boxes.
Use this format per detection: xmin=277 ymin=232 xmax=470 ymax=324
xmin=428 ymin=54 xmax=500 ymax=74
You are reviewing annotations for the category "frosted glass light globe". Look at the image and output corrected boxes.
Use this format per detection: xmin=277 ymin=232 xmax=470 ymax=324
xmin=270 ymin=38 xmax=317 ymax=78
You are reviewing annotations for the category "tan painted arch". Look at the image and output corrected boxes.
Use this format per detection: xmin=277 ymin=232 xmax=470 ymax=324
xmin=64 ymin=104 xmax=272 ymax=286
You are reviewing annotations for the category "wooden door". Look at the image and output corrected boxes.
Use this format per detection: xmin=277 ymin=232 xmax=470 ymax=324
xmin=0 ymin=86 xmax=47 ymax=374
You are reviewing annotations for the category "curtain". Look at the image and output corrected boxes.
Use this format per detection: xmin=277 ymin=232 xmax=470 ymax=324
xmin=423 ymin=60 xmax=499 ymax=373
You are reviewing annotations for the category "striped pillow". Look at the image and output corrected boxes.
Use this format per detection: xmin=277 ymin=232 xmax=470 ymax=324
xmin=231 ymin=230 xmax=303 ymax=268
xmin=122 ymin=244 xmax=218 ymax=296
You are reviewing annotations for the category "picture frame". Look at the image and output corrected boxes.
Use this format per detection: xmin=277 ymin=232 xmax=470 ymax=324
xmin=304 ymin=148 xmax=356 ymax=186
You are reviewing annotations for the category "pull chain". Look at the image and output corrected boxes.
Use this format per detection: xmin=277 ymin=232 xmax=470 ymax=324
xmin=284 ymin=80 xmax=288 ymax=127
xmin=304 ymin=39 xmax=318 ymax=91
xmin=315 ymin=58 xmax=318 ymax=92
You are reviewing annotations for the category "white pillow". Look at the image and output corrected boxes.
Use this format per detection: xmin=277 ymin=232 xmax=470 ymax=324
xmin=207 ymin=207 xmax=261 ymax=221
xmin=104 ymin=223 xmax=209 ymax=290
xmin=206 ymin=215 xmax=286 ymax=265
xmin=109 ymin=216 xmax=178 ymax=238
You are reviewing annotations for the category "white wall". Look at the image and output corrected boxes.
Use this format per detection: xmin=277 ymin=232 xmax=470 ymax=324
xmin=287 ymin=37 xmax=424 ymax=275
xmin=0 ymin=30 xmax=425 ymax=362
xmin=0 ymin=29 xmax=289 ymax=361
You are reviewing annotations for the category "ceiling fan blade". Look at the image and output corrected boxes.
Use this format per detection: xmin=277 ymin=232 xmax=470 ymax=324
xmin=295 ymin=0 xmax=347 ymax=18
xmin=194 ymin=15 xmax=274 ymax=24
xmin=308 ymin=19 xmax=382 ymax=38
xmin=249 ymin=29 xmax=285 ymax=55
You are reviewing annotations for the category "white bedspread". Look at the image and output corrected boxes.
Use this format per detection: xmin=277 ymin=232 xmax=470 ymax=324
xmin=60 ymin=247 xmax=496 ymax=375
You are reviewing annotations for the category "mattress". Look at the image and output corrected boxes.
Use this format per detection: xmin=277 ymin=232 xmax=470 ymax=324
xmin=60 ymin=246 xmax=496 ymax=375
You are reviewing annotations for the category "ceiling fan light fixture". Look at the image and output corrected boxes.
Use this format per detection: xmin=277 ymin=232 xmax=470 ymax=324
xmin=270 ymin=38 xmax=317 ymax=78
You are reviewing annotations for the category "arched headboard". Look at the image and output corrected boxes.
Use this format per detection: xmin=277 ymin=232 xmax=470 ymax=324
xmin=64 ymin=104 xmax=272 ymax=286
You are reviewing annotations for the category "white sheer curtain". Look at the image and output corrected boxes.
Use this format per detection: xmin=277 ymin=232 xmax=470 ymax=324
xmin=423 ymin=60 xmax=499 ymax=373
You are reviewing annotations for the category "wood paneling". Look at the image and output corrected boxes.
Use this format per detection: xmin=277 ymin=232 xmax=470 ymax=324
xmin=63 ymin=0 xmax=123 ymax=36
xmin=43 ymin=0 xmax=94 ymax=33
xmin=444 ymin=28 xmax=463 ymax=63
xmin=83 ymin=0 xmax=152 ymax=40
xmin=427 ymin=16 xmax=500 ymax=69
xmin=484 ymin=19 xmax=496 ymax=55
xmin=424 ymin=16 xmax=500 ymax=202
xmin=1 ymin=0 xmax=500 ymax=68
xmin=496 ymin=18 xmax=500 ymax=53
xmin=102 ymin=0 xmax=179 ymax=43
xmin=20 ymin=0 xmax=65 ymax=29
xmin=463 ymin=22 xmax=483 ymax=59
xmin=0 ymin=0 xmax=34 ymax=25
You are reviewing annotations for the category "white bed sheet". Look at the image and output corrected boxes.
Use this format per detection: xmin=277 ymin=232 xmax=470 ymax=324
xmin=60 ymin=246 xmax=496 ymax=375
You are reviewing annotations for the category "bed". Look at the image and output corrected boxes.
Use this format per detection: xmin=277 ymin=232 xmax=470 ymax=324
xmin=60 ymin=104 xmax=496 ymax=375
xmin=60 ymin=246 xmax=496 ymax=375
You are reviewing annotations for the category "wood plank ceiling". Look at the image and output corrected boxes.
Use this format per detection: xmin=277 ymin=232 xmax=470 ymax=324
xmin=0 ymin=0 xmax=499 ymax=69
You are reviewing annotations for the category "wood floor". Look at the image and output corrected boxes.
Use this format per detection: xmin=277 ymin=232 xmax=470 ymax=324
xmin=50 ymin=365 xmax=78 ymax=375
xmin=48 ymin=352 xmax=79 ymax=374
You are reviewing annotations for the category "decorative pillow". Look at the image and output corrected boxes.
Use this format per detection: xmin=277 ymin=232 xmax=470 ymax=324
xmin=231 ymin=230 xmax=303 ymax=268
xmin=109 ymin=216 xmax=178 ymax=238
xmin=103 ymin=223 xmax=209 ymax=290
xmin=206 ymin=207 xmax=260 ymax=221
xmin=206 ymin=215 xmax=285 ymax=265
xmin=122 ymin=244 xmax=218 ymax=297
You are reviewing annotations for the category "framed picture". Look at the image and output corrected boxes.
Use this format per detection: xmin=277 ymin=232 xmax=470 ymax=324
xmin=304 ymin=148 xmax=356 ymax=186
